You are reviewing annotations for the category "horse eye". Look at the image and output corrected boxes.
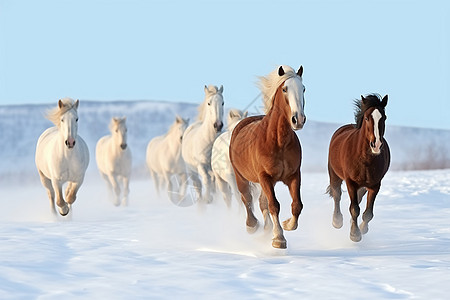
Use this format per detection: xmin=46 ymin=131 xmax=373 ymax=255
xmin=76 ymin=118 xmax=78 ymax=122
xmin=365 ymin=117 xmax=369 ymax=121
xmin=282 ymin=87 xmax=287 ymax=93
xmin=222 ymin=102 xmax=224 ymax=106
xmin=303 ymin=87 xmax=306 ymax=92
xmin=208 ymin=102 xmax=211 ymax=106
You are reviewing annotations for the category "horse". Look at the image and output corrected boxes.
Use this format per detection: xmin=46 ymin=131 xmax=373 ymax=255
xmin=181 ymin=85 xmax=224 ymax=204
xmin=96 ymin=117 xmax=132 ymax=206
xmin=211 ymin=108 xmax=248 ymax=208
xmin=146 ymin=115 xmax=189 ymax=200
xmin=230 ymin=65 xmax=306 ymax=249
xmin=35 ymin=98 xmax=90 ymax=216
xmin=327 ymin=94 xmax=390 ymax=242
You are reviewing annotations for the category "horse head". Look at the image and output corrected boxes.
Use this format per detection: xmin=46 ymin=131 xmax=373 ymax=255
xmin=111 ymin=117 xmax=128 ymax=150
xmin=360 ymin=95 xmax=388 ymax=155
xmin=227 ymin=108 xmax=248 ymax=131
xmin=174 ymin=115 xmax=189 ymax=142
xmin=279 ymin=66 xmax=306 ymax=130
xmin=203 ymin=85 xmax=224 ymax=133
xmin=57 ymin=98 xmax=79 ymax=149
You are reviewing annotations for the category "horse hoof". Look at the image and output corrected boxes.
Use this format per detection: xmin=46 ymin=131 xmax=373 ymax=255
xmin=350 ymin=231 xmax=362 ymax=242
xmin=272 ymin=238 xmax=287 ymax=249
xmin=59 ymin=205 xmax=69 ymax=216
xmin=282 ymin=218 xmax=298 ymax=231
xmin=332 ymin=214 xmax=343 ymax=229
xmin=246 ymin=221 xmax=259 ymax=234
xmin=360 ymin=222 xmax=369 ymax=235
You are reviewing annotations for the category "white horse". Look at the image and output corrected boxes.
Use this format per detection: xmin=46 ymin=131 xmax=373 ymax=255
xmin=182 ymin=85 xmax=224 ymax=204
xmin=146 ymin=115 xmax=189 ymax=199
xmin=211 ymin=109 xmax=248 ymax=208
xmin=35 ymin=98 xmax=90 ymax=216
xmin=96 ymin=117 xmax=132 ymax=206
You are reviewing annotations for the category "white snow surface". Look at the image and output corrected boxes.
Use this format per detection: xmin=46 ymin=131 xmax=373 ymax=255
xmin=0 ymin=100 xmax=449 ymax=299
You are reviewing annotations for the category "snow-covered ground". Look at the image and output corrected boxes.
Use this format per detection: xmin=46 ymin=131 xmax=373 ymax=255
xmin=0 ymin=100 xmax=449 ymax=299
xmin=0 ymin=169 xmax=449 ymax=299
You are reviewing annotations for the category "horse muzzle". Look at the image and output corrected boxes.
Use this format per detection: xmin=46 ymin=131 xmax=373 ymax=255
xmin=65 ymin=138 xmax=76 ymax=149
xmin=120 ymin=143 xmax=128 ymax=150
xmin=370 ymin=140 xmax=382 ymax=155
xmin=291 ymin=113 xmax=306 ymax=130
xmin=214 ymin=121 xmax=223 ymax=133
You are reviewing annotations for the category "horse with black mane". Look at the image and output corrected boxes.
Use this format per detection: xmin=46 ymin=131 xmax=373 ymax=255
xmin=327 ymin=94 xmax=390 ymax=242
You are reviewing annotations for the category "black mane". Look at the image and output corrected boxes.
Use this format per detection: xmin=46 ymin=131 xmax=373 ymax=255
xmin=354 ymin=94 xmax=385 ymax=128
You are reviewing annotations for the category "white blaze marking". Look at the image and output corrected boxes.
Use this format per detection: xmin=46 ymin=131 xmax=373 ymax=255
xmin=371 ymin=109 xmax=382 ymax=152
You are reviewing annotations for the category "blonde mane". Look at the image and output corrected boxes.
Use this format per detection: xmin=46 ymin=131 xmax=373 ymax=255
xmin=45 ymin=98 xmax=78 ymax=127
xmin=197 ymin=85 xmax=223 ymax=121
xmin=258 ymin=65 xmax=299 ymax=114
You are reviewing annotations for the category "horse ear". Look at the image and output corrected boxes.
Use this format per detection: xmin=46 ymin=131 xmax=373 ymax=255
xmin=381 ymin=95 xmax=388 ymax=107
xmin=297 ymin=66 xmax=303 ymax=77
xmin=278 ymin=66 xmax=285 ymax=76
xmin=204 ymin=85 xmax=209 ymax=94
xmin=361 ymin=95 xmax=367 ymax=104
xmin=74 ymin=99 xmax=79 ymax=109
xmin=58 ymin=99 xmax=63 ymax=109
xmin=175 ymin=115 xmax=182 ymax=123
xmin=219 ymin=85 xmax=223 ymax=94
xmin=243 ymin=111 xmax=248 ymax=118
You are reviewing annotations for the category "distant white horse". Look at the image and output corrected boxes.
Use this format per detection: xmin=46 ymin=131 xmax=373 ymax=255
xmin=182 ymin=85 xmax=224 ymax=204
xmin=146 ymin=115 xmax=189 ymax=199
xmin=211 ymin=109 xmax=248 ymax=208
xmin=96 ymin=117 xmax=132 ymax=206
xmin=35 ymin=98 xmax=90 ymax=216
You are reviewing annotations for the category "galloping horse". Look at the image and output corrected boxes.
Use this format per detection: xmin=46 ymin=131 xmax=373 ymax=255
xmin=146 ymin=115 xmax=189 ymax=199
xmin=327 ymin=94 xmax=390 ymax=242
xmin=211 ymin=109 xmax=248 ymax=208
xmin=35 ymin=98 xmax=90 ymax=216
xmin=182 ymin=85 xmax=224 ymax=204
xmin=96 ymin=117 xmax=132 ymax=206
xmin=230 ymin=65 xmax=306 ymax=249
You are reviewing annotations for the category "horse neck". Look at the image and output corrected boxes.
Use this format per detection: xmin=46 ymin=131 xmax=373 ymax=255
xmin=166 ymin=129 xmax=182 ymax=154
xmin=354 ymin=125 xmax=372 ymax=159
xmin=200 ymin=114 xmax=219 ymax=141
xmin=265 ymin=88 xmax=292 ymax=146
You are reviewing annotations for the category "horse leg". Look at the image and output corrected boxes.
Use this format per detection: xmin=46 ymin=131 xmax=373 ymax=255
xmin=216 ymin=175 xmax=232 ymax=208
xmin=122 ymin=176 xmax=130 ymax=206
xmin=150 ymin=170 xmax=160 ymax=195
xmin=189 ymin=172 xmax=203 ymax=203
xmin=51 ymin=180 xmax=69 ymax=216
xmin=107 ymin=173 xmax=121 ymax=206
xmin=346 ymin=180 xmax=362 ymax=242
xmin=66 ymin=181 xmax=82 ymax=206
xmin=197 ymin=166 xmax=212 ymax=204
xmin=259 ymin=173 xmax=286 ymax=249
xmin=235 ymin=171 xmax=258 ymax=233
xmin=38 ymin=171 xmax=56 ymax=215
xmin=258 ymin=192 xmax=272 ymax=231
xmin=357 ymin=187 xmax=367 ymax=205
xmin=282 ymin=171 xmax=303 ymax=231
xmin=178 ymin=172 xmax=188 ymax=199
xmin=360 ymin=184 xmax=380 ymax=235
xmin=327 ymin=165 xmax=344 ymax=229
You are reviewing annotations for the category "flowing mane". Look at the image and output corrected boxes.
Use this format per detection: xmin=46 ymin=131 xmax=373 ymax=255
xmin=197 ymin=85 xmax=223 ymax=121
xmin=258 ymin=65 xmax=299 ymax=114
xmin=46 ymin=98 xmax=78 ymax=127
xmin=354 ymin=94 xmax=385 ymax=129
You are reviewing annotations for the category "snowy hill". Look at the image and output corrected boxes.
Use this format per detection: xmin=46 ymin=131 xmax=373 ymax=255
xmin=1 ymin=100 xmax=449 ymax=185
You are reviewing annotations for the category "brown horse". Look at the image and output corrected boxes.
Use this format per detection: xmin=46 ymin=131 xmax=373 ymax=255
xmin=230 ymin=65 xmax=306 ymax=249
xmin=327 ymin=94 xmax=390 ymax=242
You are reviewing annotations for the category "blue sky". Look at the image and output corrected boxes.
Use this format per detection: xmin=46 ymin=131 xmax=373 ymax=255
xmin=0 ymin=0 xmax=449 ymax=129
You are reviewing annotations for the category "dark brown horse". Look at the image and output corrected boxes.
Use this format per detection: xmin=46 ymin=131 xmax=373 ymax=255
xmin=327 ymin=94 xmax=390 ymax=242
xmin=230 ymin=65 xmax=305 ymax=249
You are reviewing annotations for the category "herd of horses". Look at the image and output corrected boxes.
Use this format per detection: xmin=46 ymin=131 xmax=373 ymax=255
xmin=35 ymin=65 xmax=390 ymax=249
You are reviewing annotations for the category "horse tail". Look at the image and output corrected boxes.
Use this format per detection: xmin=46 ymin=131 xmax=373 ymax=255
xmin=326 ymin=185 xmax=333 ymax=198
